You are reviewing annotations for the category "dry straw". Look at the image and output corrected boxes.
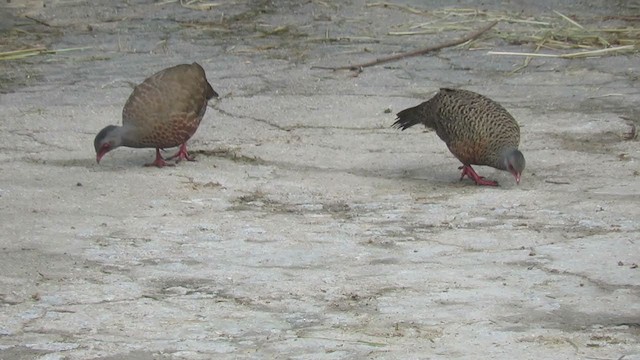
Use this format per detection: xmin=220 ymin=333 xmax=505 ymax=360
xmin=0 ymin=47 xmax=90 ymax=61
xmin=374 ymin=5 xmax=638 ymax=60
xmin=156 ymin=0 xmax=222 ymax=11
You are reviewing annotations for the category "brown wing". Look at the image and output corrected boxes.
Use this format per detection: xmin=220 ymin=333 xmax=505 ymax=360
xmin=431 ymin=89 xmax=520 ymax=167
xmin=122 ymin=63 xmax=215 ymax=148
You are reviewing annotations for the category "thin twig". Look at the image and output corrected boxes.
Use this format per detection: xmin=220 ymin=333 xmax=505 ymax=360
xmin=24 ymin=15 xmax=52 ymax=27
xmin=545 ymin=179 xmax=571 ymax=185
xmin=366 ymin=2 xmax=425 ymax=15
xmin=312 ymin=21 xmax=498 ymax=71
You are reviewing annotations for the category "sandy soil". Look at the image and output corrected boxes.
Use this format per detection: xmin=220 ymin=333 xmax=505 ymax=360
xmin=0 ymin=0 xmax=639 ymax=359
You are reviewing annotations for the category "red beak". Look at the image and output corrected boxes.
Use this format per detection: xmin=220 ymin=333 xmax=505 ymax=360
xmin=96 ymin=145 xmax=110 ymax=164
xmin=515 ymin=173 xmax=521 ymax=185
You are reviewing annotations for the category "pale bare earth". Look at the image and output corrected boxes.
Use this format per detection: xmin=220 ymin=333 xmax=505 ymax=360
xmin=0 ymin=0 xmax=639 ymax=359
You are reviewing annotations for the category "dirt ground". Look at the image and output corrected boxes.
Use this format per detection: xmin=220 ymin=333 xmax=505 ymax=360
xmin=0 ymin=0 xmax=639 ymax=359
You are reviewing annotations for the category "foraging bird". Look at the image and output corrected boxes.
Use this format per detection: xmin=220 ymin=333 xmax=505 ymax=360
xmin=393 ymin=88 xmax=525 ymax=186
xmin=94 ymin=62 xmax=218 ymax=167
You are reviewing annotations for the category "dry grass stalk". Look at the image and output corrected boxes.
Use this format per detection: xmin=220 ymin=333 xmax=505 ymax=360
xmin=489 ymin=45 xmax=635 ymax=58
xmin=375 ymin=3 xmax=639 ymax=57
xmin=366 ymin=2 xmax=425 ymax=15
xmin=0 ymin=46 xmax=89 ymax=61
xmin=553 ymin=10 xmax=584 ymax=29
xmin=313 ymin=21 xmax=497 ymax=71
xmin=156 ymin=0 xmax=221 ymax=11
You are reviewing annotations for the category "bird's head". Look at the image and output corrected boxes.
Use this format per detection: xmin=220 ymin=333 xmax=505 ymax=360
xmin=94 ymin=125 xmax=122 ymax=163
xmin=503 ymin=148 xmax=526 ymax=184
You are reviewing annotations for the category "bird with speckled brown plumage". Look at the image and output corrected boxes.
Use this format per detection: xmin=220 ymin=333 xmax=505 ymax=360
xmin=393 ymin=88 xmax=525 ymax=186
xmin=94 ymin=62 xmax=218 ymax=167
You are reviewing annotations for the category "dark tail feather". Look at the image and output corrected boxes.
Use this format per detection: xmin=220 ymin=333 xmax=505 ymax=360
xmin=392 ymin=105 xmax=424 ymax=131
xmin=205 ymin=82 xmax=218 ymax=99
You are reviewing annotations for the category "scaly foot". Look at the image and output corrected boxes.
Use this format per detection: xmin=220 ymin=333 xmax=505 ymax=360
xmin=167 ymin=143 xmax=195 ymax=163
xmin=458 ymin=165 xmax=498 ymax=186
xmin=145 ymin=148 xmax=174 ymax=167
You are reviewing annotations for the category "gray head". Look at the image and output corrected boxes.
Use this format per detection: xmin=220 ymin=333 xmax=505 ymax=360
xmin=94 ymin=125 xmax=123 ymax=163
xmin=502 ymin=148 xmax=526 ymax=184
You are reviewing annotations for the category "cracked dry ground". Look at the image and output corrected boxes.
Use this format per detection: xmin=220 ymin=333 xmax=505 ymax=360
xmin=1 ymin=0 xmax=639 ymax=359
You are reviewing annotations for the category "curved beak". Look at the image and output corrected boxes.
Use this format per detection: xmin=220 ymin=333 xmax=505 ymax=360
xmin=96 ymin=146 xmax=110 ymax=164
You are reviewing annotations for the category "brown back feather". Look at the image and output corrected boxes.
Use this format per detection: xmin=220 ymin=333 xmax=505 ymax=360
xmin=395 ymin=88 xmax=521 ymax=169
xmin=121 ymin=63 xmax=217 ymax=148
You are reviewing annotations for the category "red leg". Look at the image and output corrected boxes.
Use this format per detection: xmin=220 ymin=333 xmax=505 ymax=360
xmin=459 ymin=165 xmax=498 ymax=186
xmin=167 ymin=143 xmax=195 ymax=163
xmin=144 ymin=148 xmax=174 ymax=167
